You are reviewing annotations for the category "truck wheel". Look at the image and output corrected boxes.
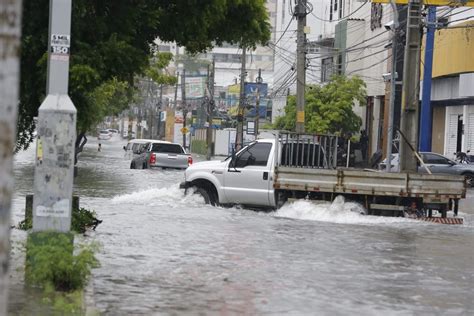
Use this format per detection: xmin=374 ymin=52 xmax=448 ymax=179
xmin=464 ymin=172 xmax=474 ymax=187
xmin=193 ymin=186 xmax=216 ymax=206
xmin=130 ymin=162 xmax=136 ymax=169
xmin=142 ymin=162 xmax=147 ymax=169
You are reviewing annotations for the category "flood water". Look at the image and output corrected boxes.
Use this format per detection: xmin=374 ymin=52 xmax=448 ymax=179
xmin=9 ymin=136 xmax=474 ymax=315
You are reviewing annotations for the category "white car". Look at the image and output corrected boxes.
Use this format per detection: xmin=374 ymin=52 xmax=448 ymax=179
xmin=98 ymin=130 xmax=112 ymax=140
xmin=123 ymin=139 xmax=155 ymax=160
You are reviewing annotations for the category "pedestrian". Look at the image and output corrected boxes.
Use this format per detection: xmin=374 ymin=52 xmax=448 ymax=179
xmin=98 ymin=143 xmax=102 ymax=152
xmin=360 ymin=130 xmax=369 ymax=161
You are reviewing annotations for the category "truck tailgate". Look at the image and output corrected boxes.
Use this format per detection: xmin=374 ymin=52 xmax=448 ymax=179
xmin=274 ymin=167 xmax=466 ymax=200
xmin=152 ymin=153 xmax=189 ymax=169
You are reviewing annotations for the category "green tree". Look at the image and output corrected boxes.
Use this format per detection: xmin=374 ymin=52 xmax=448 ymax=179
xmin=274 ymin=75 xmax=366 ymax=136
xmin=17 ymin=0 xmax=271 ymax=151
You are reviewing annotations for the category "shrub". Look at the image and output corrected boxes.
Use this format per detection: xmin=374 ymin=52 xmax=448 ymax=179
xmin=26 ymin=232 xmax=99 ymax=292
xmin=18 ymin=207 xmax=102 ymax=233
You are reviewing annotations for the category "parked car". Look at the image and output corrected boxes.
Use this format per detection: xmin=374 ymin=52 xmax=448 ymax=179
xmin=130 ymin=140 xmax=192 ymax=170
xmin=379 ymin=152 xmax=474 ymax=186
xmin=123 ymin=139 xmax=155 ymax=159
xmin=98 ymin=130 xmax=112 ymax=140
xmin=107 ymin=128 xmax=119 ymax=134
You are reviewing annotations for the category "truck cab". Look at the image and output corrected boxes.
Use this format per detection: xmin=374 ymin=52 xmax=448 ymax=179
xmin=181 ymin=139 xmax=277 ymax=208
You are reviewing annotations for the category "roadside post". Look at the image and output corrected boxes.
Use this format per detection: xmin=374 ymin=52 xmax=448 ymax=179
xmin=32 ymin=0 xmax=76 ymax=233
xmin=0 ymin=0 xmax=22 ymax=312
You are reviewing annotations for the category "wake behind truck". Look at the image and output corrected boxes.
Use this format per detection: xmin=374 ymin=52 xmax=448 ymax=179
xmin=180 ymin=133 xmax=466 ymax=224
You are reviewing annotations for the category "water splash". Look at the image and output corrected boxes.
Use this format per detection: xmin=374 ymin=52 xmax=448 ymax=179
xmin=275 ymin=195 xmax=417 ymax=225
xmin=111 ymin=184 xmax=205 ymax=206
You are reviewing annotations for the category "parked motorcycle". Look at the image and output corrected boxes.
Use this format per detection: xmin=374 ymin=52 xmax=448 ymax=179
xmin=454 ymin=150 xmax=472 ymax=164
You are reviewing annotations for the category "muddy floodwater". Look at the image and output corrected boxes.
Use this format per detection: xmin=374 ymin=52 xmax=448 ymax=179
xmin=9 ymin=136 xmax=474 ymax=315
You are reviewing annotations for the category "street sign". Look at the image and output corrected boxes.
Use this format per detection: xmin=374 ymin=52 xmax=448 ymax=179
xmin=371 ymin=0 xmax=474 ymax=6
xmin=180 ymin=127 xmax=189 ymax=134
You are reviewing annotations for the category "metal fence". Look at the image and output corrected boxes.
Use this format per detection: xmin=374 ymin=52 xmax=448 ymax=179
xmin=275 ymin=132 xmax=338 ymax=169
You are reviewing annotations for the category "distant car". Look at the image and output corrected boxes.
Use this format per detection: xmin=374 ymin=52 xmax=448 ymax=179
xmin=123 ymin=139 xmax=156 ymax=160
xmin=379 ymin=152 xmax=474 ymax=186
xmin=130 ymin=140 xmax=192 ymax=170
xmin=98 ymin=130 xmax=112 ymax=140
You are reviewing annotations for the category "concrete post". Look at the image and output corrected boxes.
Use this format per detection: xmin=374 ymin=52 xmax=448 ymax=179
xmin=206 ymin=58 xmax=215 ymax=160
xmin=0 ymin=0 xmax=22 ymax=311
xmin=255 ymin=69 xmax=263 ymax=138
xmin=33 ymin=0 xmax=77 ymax=232
xmin=181 ymin=70 xmax=187 ymax=149
xmin=399 ymin=0 xmax=422 ymax=172
xmin=295 ymin=0 xmax=307 ymax=134
xmin=386 ymin=1 xmax=400 ymax=172
xmin=235 ymin=47 xmax=246 ymax=151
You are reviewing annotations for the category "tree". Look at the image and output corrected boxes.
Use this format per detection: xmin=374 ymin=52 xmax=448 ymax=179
xmin=17 ymin=0 xmax=271 ymax=151
xmin=274 ymin=76 xmax=366 ymax=136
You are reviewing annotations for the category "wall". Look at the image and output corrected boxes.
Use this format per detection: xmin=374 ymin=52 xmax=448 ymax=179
xmin=431 ymin=106 xmax=445 ymax=154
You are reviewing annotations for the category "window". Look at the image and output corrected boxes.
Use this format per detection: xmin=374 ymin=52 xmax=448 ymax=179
xmin=234 ymin=143 xmax=272 ymax=168
xmin=151 ymin=143 xmax=184 ymax=154
xmin=423 ymin=153 xmax=450 ymax=164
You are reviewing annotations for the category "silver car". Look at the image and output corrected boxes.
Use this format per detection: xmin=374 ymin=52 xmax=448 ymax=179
xmin=130 ymin=140 xmax=192 ymax=170
xmin=379 ymin=152 xmax=474 ymax=186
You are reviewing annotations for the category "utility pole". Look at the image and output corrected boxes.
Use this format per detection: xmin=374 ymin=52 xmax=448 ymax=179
xmin=295 ymin=0 xmax=307 ymax=134
xmin=255 ymin=69 xmax=263 ymax=138
xmin=386 ymin=1 xmax=399 ymax=172
xmin=181 ymin=70 xmax=187 ymax=149
xmin=399 ymin=0 xmax=422 ymax=172
xmin=419 ymin=6 xmax=436 ymax=152
xmin=0 ymin=0 xmax=22 ymax=311
xmin=148 ymin=78 xmax=153 ymax=139
xmin=157 ymin=84 xmax=163 ymax=139
xmin=206 ymin=58 xmax=215 ymax=160
xmin=235 ymin=47 xmax=246 ymax=151
xmin=174 ymin=72 xmax=179 ymax=108
xmin=33 ymin=0 xmax=77 ymax=232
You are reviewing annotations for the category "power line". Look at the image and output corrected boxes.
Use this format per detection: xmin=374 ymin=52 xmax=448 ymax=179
xmin=310 ymin=2 xmax=368 ymax=23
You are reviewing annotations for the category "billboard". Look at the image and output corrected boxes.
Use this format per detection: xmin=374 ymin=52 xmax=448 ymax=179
xmin=186 ymin=76 xmax=207 ymax=99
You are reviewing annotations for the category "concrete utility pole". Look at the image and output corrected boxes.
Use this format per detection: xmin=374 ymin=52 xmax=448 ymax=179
xmin=147 ymin=78 xmax=154 ymax=139
xmin=399 ymin=0 xmax=422 ymax=172
xmin=174 ymin=72 xmax=179 ymax=108
xmin=255 ymin=69 xmax=263 ymax=138
xmin=419 ymin=6 xmax=436 ymax=152
xmin=157 ymin=84 xmax=163 ymax=139
xmin=295 ymin=0 xmax=307 ymax=134
xmin=0 ymin=0 xmax=22 ymax=311
xmin=386 ymin=1 xmax=400 ymax=172
xmin=235 ymin=46 xmax=246 ymax=151
xmin=33 ymin=0 xmax=77 ymax=232
xmin=206 ymin=58 xmax=215 ymax=160
xmin=181 ymin=70 xmax=187 ymax=149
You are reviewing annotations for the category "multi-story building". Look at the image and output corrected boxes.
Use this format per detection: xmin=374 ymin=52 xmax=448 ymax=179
xmin=424 ymin=8 xmax=474 ymax=158
xmin=318 ymin=1 xmax=394 ymax=157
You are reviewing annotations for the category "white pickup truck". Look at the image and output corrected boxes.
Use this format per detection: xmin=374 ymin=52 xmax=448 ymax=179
xmin=180 ymin=133 xmax=466 ymax=222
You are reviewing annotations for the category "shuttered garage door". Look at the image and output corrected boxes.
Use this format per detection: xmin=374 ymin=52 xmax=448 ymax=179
xmin=445 ymin=114 xmax=458 ymax=156
xmin=467 ymin=113 xmax=474 ymax=151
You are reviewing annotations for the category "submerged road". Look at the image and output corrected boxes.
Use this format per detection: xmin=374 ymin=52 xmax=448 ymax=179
xmin=9 ymin=136 xmax=474 ymax=315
